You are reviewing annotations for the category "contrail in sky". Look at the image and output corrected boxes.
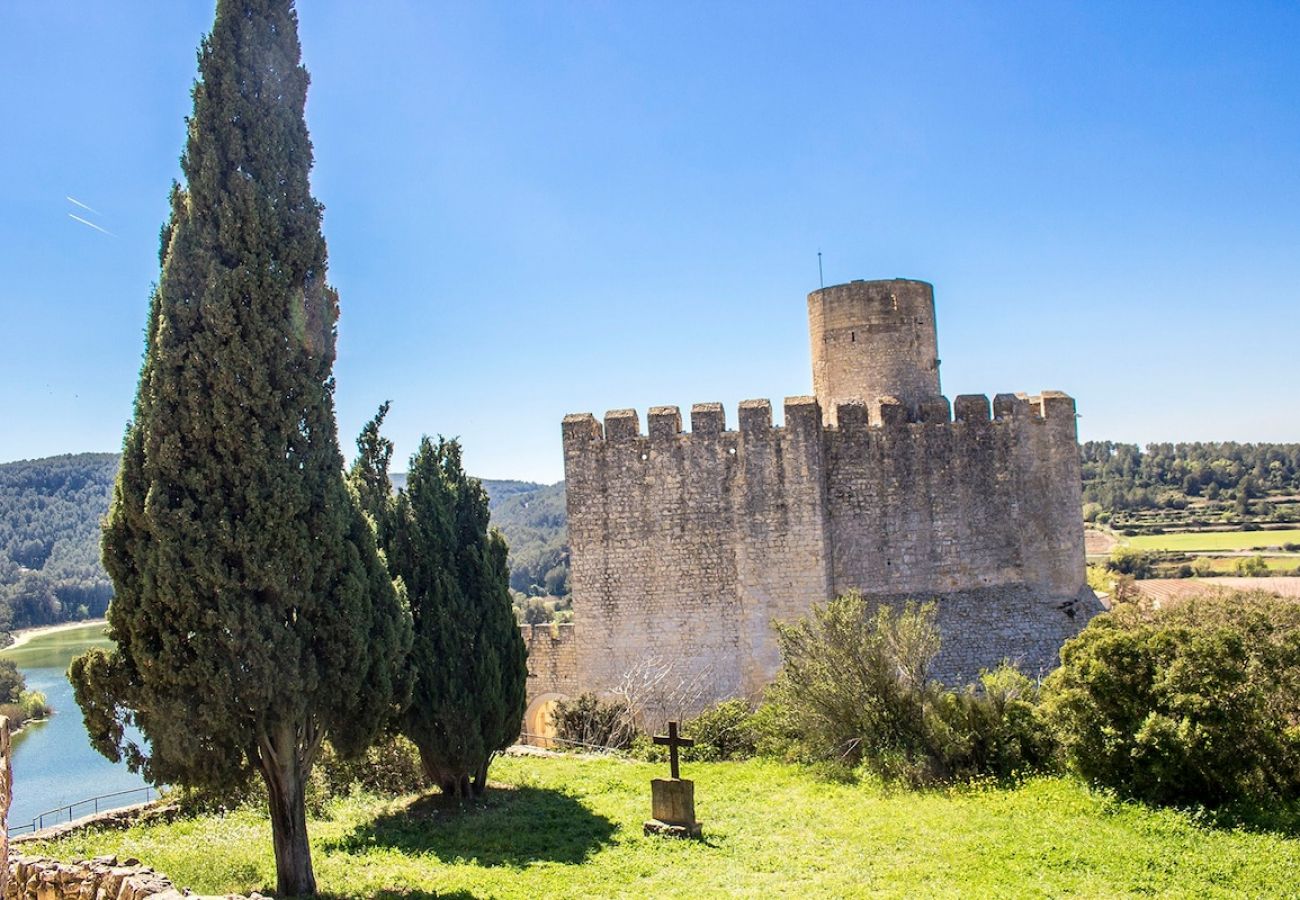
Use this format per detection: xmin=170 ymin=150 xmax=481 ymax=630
xmin=68 ymin=213 xmax=114 ymax=237
xmin=66 ymin=196 xmax=100 ymax=215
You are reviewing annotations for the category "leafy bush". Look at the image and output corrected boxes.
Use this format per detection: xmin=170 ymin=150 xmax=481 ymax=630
xmin=762 ymin=592 xmax=1054 ymax=784
xmin=0 ymin=659 xmax=25 ymax=704
xmin=0 ymin=689 xmax=50 ymax=732
xmin=313 ymin=734 xmax=426 ymax=799
xmin=1042 ymin=590 xmax=1300 ymax=807
xmin=1234 ymin=555 xmax=1270 ymax=576
xmin=684 ymin=699 xmax=758 ymax=760
xmin=1107 ymin=547 xmax=1155 ymax=578
xmin=631 ymin=699 xmax=759 ymax=763
xmin=551 ymin=693 xmax=636 ymax=750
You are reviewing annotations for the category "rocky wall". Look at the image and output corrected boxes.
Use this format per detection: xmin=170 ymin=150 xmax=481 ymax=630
xmin=5 ymin=855 xmax=260 ymax=900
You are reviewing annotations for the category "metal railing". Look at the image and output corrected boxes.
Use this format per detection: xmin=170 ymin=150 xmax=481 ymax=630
xmin=518 ymin=731 xmax=625 ymax=753
xmin=8 ymin=786 xmax=157 ymax=836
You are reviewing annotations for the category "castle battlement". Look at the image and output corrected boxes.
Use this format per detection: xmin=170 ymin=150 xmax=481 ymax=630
xmin=553 ymin=278 xmax=1099 ymax=716
xmin=562 ymin=390 xmax=1077 ymax=447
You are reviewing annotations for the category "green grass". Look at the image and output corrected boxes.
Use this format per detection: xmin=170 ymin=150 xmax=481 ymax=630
xmin=26 ymin=754 xmax=1300 ymax=898
xmin=0 ymin=621 xmax=111 ymax=669
xmin=1124 ymin=528 xmax=1300 ymax=553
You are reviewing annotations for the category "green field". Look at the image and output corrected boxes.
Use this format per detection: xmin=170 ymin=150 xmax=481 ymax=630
xmin=1124 ymin=528 xmax=1300 ymax=553
xmin=26 ymin=754 xmax=1300 ymax=899
xmin=1197 ymin=556 xmax=1299 ymax=574
xmin=1 ymin=621 xmax=111 ymax=668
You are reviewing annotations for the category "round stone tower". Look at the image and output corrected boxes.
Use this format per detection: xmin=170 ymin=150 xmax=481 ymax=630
xmin=808 ymin=278 xmax=941 ymax=424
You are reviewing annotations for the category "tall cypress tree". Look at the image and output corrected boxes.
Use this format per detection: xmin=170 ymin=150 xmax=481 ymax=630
xmin=387 ymin=436 xmax=528 ymax=797
xmin=68 ymin=2 xmax=411 ymax=895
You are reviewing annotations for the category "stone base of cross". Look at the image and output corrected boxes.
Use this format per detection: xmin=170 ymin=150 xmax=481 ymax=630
xmin=643 ymin=721 xmax=703 ymax=839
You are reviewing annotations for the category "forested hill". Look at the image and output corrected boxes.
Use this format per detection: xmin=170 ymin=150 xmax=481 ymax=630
xmin=395 ymin=474 xmax=569 ymax=598
xmin=0 ymin=453 xmax=118 ymax=631
xmin=0 ymin=455 xmax=571 ymax=635
xmin=7 ymin=441 xmax=1298 ymax=633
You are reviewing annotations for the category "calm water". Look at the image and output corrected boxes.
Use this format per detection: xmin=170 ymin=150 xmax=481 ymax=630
xmin=2 ymin=622 xmax=150 ymax=830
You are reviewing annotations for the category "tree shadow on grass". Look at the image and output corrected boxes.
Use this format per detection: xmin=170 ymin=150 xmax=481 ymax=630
xmin=318 ymin=891 xmax=477 ymax=900
xmin=324 ymin=784 xmax=617 ymax=867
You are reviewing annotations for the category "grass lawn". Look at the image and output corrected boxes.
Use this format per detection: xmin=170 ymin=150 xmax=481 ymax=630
xmin=1124 ymin=528 xmax=1300 ymax=553
xmin=25 ymin=753 xmax=1300 ymax=899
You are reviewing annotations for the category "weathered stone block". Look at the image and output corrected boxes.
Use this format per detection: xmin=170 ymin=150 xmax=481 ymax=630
xmin=690 ymin=402 xmax=725 ymax=435
xmin=646 ymin=778 xmax=702 ymax=838
xmin=954 ymin=393 xmax=990 ymax=422
xmin=561 ymin=413 xmax=602 ymax=445
xmin=738 ymin=399 xmax=772 ymax=433
xmin=648 ymin=406 xmax=682 ymax=441
xmin=604 ymin=409 xmax=640 ymax=441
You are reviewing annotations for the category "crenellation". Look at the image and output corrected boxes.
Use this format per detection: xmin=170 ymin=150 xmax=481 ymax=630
xmin=648 ymin=406 xmax=682 ymax=440
xmin=954 ymin=393 xmax=991 ymax=422
xmin=993 ymin=392 xmax=1030 ymax=420
xmin=561 ymin=412 xmax=602 ymax=447
xmin=604 ymin=408 xmax=640 ymax=441
xmin=1038 ymin=390 xmax=1076 ymax=421
xmin=782 ymin=396 xmax=822 ymax=435
xmin=554 ymin=278 xmax=1099 ymax=717
xmin=919 ymin=394 xmax=952 ymax=424
xmin=691 ymin=402 xmax=726 ymax=435
xmin=738 ymin=398 xmax=773 ymax=433
xmin=876 ymin=395 xmax=907 ymax=427
xmin=836 ymin=399 xmax=870 ymax=431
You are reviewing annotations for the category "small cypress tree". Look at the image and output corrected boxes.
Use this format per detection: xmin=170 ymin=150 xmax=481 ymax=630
xmin=348 ymin=401 xmax=398 ymax=546
xmin=69 ymin=2 xmax=411 ymax=895
xmin=387 ymin=436 xmax=528 ymax=796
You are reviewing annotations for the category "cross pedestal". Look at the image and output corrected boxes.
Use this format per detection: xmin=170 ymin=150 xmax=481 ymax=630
xmin=644 ymin=721 xmax=703 ymax=839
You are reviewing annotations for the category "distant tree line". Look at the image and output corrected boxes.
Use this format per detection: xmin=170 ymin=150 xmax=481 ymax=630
xmin=1081 ymin=441 xmax=1300 ymax=514
xmin=0 ymin=453 xmax=572 ymax=637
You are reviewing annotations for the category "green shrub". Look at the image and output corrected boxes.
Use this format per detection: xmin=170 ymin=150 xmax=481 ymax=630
xmin=551 ymin=693 xmax=636 ymax=750
xmin=763 ymin=592 xmax=1054 ymax=784
xmin=1235 ymin=555 xmax=1270 ymax=576
xmin=1042 ymin=590 xmax=1300 ymax=807
xmin=313 ymin=734 xmax=426 ymax=798
xmin=0 ymin=660 xmax=25 ymax=705
xmin=684 ymin=699 xmax=758 ymax=760
xmin=17 ymin=690 xmax=49 ymax=721
xmin=1107 ymin=547 xmax=1155 ymax=578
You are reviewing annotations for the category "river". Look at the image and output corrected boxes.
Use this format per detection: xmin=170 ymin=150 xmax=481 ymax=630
xmin=1 ymin=622 xmax=150 ymax=831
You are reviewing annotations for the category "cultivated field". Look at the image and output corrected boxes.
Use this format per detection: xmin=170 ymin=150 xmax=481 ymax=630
xmin=1123 ymin=528 xmax=1300 ymax=553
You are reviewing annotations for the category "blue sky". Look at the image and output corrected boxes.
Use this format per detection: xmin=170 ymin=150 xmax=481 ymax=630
xmin=2 ymin=2 xmax=1297 ymax=483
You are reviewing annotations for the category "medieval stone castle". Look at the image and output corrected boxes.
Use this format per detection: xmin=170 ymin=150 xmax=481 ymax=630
xmin=521 ymin=278 xmax=1101 ymax=736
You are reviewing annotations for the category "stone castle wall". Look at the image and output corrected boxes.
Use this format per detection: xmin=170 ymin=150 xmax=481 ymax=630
xmin=562 ymin=391 xmax=1096 ymax=704
xmin=521 ymin=623 xmax=578 ymax=698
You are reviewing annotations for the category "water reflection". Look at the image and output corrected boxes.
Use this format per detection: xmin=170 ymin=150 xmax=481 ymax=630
xmin=3 ymin=622 xmax=150 ymax=830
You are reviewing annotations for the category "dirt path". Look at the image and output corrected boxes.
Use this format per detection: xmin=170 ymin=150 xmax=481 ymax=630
xmin=5 ymin=618 xmax=107 ymax=652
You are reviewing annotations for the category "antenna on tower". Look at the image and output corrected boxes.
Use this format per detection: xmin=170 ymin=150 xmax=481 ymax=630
xmin=817 ymin=251 xmax=824 ymax=288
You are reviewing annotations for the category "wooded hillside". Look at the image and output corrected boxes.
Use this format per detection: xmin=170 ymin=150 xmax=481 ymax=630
xmin=0 ymin=455 xmax=571 ymax=636
xmin=0 ymin=453 xmax=117 ymax=631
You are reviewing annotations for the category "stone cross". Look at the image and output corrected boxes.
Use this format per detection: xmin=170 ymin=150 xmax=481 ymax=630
xmin=653 ymin=720 xmax=694 ymax=780
xmin=645 ymin=720 xmax=702 ymax=838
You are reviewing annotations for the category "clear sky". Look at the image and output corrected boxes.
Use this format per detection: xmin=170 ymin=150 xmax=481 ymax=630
xmin=2 ymin=2 xmax=1297 ymax=483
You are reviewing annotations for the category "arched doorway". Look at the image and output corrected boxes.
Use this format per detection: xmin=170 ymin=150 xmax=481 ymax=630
xmin=523 ymin=692 xmax=568 ymax=748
